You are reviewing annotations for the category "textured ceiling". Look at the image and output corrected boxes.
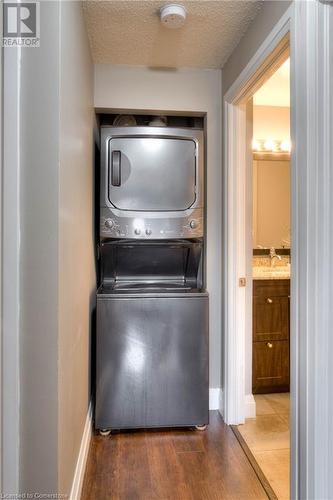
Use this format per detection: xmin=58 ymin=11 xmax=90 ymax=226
xmin=254 ymin=58 xmax=290 ymax=107
xmin=83 ymin=0 xmax=263 ymax=69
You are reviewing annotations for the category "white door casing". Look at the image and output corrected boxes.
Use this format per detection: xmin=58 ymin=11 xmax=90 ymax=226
xmin=223 ymin=1 xmax=333 ymax=499
xmin=223 ymin=7 xmax=291 ymax=426
xmin=292 ymin=2 xmax=333 ymax=499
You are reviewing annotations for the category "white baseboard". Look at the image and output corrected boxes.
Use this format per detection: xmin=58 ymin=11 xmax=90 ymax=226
xmin=209 ymin=388 xmax=222 ymax=410
xmin=210 ymin=390 xmax=255 ymax=420
xmin=69 ymin=401 xmax=92 ymax=500
xmin=218 ymin=389 xmax=224 ymax=418
xmin=244 ymin=393 xmax=256 ymax=418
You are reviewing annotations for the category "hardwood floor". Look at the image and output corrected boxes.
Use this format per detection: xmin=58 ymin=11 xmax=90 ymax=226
xmin=81 ymin=411 xmax=268 ymax=500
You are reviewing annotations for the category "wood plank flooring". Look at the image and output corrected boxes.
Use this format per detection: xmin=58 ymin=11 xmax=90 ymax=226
xmin=81 ymin=411 xmax=268 ymax=500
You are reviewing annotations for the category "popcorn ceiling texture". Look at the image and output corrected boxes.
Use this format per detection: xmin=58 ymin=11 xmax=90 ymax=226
xmin=83 ymin=0 xmax=263 ymax=69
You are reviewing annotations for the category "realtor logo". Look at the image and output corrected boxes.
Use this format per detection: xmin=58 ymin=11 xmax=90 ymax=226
xmin=2 ymin=2 xmax=40 ymax=47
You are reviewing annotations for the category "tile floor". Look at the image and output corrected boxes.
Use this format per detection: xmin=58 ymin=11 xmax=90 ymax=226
xmin=237 ymin=393 xmax=290 ymax=500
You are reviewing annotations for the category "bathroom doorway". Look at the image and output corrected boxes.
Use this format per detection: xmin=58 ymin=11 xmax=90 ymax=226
xmin=222 ymin=11 xmax=294 ymax=496
xmin=234 ymin=58 xmax=291 ymax=499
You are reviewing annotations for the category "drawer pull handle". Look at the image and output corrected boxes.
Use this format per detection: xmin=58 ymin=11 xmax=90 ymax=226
xmin=267 ymin=342 xmax=273 ymax=348
xmin=266 ymin=298 xmax=273 ymax=304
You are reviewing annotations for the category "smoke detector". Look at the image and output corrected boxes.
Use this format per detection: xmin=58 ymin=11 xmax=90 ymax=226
xmin=160 ymin=4 xmax=187 ymax=29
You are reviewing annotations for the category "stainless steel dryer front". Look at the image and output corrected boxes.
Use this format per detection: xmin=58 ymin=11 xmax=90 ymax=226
xmin=100 ymin=126 xmax=204 ymax=240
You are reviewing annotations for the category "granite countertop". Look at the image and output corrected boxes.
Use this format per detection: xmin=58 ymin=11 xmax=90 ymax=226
xmin=252 ymin=255 xmax=291 ymax=280
xmin=252 ymin=266 xmax=291 ymax=280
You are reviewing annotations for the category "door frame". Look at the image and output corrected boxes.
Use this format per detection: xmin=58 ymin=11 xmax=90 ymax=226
xmin=223 ymin=1 xmax=333 ymax=499
xmin=223 ymin=7 xmax=292 ymax=426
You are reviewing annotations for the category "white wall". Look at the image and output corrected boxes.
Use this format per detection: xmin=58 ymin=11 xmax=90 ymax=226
xmin=58 ymin=2 xmax=95 ymax=495
xmin=94 ymin=65 xmax=222 ymax=388
xmin=18 ymin=1 xmax=94 ymax=495
xmin=3 ymin=45 xmax=21 ymax=494
xmin=253 ymin=105 xmax=290 ymax=141
xmin=222 ymin=1 xmax=292 ymax=94
xmin=20 ymin=1 xmax=60 ymax=492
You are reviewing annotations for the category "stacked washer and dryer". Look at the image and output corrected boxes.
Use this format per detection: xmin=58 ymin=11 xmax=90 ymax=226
xmin=95 ymin=125 xmax=209 ymax=434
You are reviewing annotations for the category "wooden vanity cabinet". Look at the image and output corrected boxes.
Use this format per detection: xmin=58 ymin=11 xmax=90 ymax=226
xmin=252 ymin=279 xmax=290 ymax=394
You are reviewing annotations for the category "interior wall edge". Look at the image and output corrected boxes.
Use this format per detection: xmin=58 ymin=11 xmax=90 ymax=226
xmin=222 ymin=0 xmax=292 ymax=95
xmin=57 ymin=0 xmax=95 ymax=495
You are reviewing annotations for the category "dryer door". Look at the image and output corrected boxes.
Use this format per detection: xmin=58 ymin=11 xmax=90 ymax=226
xmin=108 ymin=137 xmax=196 ymax=211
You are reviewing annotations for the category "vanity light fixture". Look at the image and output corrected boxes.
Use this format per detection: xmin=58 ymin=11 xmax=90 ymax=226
xmin=252 ymin=138 xmax=291 ymax=153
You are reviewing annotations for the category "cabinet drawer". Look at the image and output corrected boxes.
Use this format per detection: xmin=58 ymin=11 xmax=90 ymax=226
xmin=253 ymin=295 xmax=289 ymax=341
xmin=253 ymin=340 xmax=289 ymax=394
xmin=253 ymin=280 xmax=290 ymax=298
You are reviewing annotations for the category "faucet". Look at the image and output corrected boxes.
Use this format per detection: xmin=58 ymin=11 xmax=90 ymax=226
xmin=270 ymin=247 xmax=282 ymax=266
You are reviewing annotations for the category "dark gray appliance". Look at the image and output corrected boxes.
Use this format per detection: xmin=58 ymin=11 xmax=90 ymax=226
xmin=95 ymin=124 xmax=208 ymax=433
xmin=95 ymin=240 xmax=208 ymax=430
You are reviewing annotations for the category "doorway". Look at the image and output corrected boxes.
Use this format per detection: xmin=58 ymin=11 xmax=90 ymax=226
xmin=222 ymin=10 xmax=292 ymax=500
xmin=235 ymin=57 xmax=291 ymax=499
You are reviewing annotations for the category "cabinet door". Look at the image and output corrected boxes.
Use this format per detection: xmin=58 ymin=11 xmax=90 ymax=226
xmin=253 ymin=295 xmax=289 ymax=342
xmin=253 ymin=340 xmax=289 ymax=393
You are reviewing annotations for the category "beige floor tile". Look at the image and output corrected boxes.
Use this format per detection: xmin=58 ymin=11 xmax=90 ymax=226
xmin=237 ymin=394 xmax=290 ymax=497
xmin=263 ymin=393 xmax=290 ymax=415
xmin=279 ymin=413 xmax=290 ymax=426
xmin=238 ymin=414 xmax=290 ymax=451
xmin=254 ymin=449 xmax=290 ymax=500
xmin=254 ymin=395 xmax=276 ymax=415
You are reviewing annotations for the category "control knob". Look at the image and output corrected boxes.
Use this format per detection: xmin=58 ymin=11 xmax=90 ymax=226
xmin=134 ymin=228 xmax=141 ymax=235
xmin=145 ymin=228 xmax=152 ymax=236
xmin=105 ymin=219 xmax=114 ymax=229
xmin=190 ymin=219 xmax=198 ymax=229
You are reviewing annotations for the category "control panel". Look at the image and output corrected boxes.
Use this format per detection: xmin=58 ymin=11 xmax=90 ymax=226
xmin=100 ymin=208 xmax=204 ymax=239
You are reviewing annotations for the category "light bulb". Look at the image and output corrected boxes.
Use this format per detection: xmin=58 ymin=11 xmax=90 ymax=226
xmin=280 ymin=139 xmax=291 ymax=152
xmin=264 ymin=139 xmax=275 ymax=151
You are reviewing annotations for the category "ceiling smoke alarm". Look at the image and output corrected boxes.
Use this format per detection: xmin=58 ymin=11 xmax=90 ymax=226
xmin=160 ymin=4 xmax=187 ymax=29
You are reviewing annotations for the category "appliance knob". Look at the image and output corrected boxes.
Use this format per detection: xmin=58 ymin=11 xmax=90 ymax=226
xmin=105 ymin=219 xmax=114 ymax=229
xmin=190 ymin=220 xmax=198 ymax=229
xmin=134 ymin=228 xmax=141 ymax=235
xmin=145 ymin=229 xmax=152 ymax=236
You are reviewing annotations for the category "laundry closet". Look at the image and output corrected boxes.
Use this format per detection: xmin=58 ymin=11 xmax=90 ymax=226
xmin=95 ymin=114 xmax=209 ymax=432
